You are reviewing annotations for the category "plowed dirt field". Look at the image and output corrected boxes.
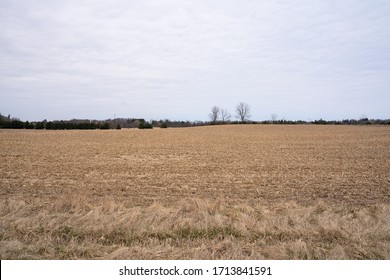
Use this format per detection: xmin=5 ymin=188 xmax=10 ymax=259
xmin=1 ymin=125 xmax=389 ymax=259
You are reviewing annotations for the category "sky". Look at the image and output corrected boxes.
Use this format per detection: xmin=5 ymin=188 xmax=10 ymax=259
xmin=1 ymin=0 xmax=389 ymax=121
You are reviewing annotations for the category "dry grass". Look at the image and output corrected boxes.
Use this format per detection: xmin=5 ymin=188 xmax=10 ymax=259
xmin=0 ymin=125 xmax=389 ymax=259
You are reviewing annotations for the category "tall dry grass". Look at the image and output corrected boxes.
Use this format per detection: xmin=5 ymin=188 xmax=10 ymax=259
xmin=1 ymin=194 xmax=389 ymax=259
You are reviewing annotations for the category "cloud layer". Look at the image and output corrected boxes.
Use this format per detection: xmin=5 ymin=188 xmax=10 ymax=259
xmin=1 ymin=0 xmax=389 ymax=121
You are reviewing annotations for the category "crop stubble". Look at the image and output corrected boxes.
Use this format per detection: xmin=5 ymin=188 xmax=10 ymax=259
xmin=0 ymin=125 xmax=389 ymax=259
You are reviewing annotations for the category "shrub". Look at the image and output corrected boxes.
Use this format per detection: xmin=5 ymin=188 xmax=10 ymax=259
xmin=100 ymin=122 xmax=110 ymax=130
xmin=35 ymin=122 xmax=45 ymax=129
xmin=138 ymin=122 xmax=153 ymax=129
xmin=25 ymin=121 xmax=34 ymax=129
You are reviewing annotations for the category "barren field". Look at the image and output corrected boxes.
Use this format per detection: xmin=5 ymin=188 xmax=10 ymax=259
xmin=1 ymin=125 xmax=389 ymax=259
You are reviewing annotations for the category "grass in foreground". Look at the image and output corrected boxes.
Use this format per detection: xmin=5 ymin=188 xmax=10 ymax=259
xmin=1 ymin=195 xmax=389 ymax=259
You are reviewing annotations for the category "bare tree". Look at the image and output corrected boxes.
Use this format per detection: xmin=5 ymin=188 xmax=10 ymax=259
xmin=271 ymin=113 xmax=278 ymax=123
xmin=209 ymin=106 xmax=220 ymax=124
xmin=235 ymin=102 xmax=251 ymax=123
xmin=220 ymin=109 xmax=231 ymax=124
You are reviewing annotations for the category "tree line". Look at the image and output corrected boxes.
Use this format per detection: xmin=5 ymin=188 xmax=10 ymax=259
xmin=207 ymin=102 xmax=390 ymax=125
xmin=0 ymin=118 xmax=111 ymax=130
xmin=0 ymin=110 xmax=389 ymax=130
xmin=0 ymin=113 xmax=192 ymax=130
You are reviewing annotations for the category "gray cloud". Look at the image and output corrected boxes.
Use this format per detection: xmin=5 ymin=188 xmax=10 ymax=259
xmin=1 ymin=0 xmax=389 ymax=121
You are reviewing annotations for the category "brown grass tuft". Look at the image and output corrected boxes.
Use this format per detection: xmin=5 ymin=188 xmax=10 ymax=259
xmin=1 ymin=195 xmax=389 ymax=259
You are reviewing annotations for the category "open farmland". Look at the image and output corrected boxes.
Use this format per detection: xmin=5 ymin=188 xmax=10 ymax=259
xmin=1 ymin=125 xmax=389 ymax=259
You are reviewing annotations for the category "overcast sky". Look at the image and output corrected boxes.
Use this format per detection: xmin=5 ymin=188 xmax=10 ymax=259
xmin=1 ymin=0 xmax=389 ymax=121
